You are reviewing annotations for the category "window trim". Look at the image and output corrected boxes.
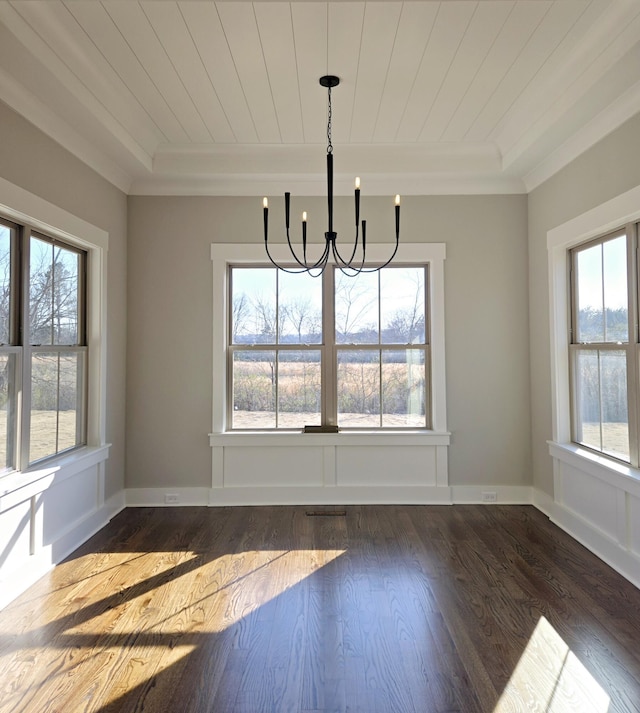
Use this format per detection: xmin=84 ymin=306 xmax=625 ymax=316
xmin=548 ymin=182 xmax=640 ymax=485
xmin=211 ymin=242 xmax=447 ymax=436
xmin=0 ymin=175 xmax=108 ymax=494
xmin=567 ymin=227 xmax=638 ymax=464
xmin=227 ymin=263 xmax=431 ymax=431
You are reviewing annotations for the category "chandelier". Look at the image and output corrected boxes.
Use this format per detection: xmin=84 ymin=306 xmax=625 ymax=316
xmin=262 ymin=75 xmax=400 ymax=276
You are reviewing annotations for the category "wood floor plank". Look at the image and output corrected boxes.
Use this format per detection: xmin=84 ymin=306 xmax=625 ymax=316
xmin=2 ymin=505 xmax=640 ymax=712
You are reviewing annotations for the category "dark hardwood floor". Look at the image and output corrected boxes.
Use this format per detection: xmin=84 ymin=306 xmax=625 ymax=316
xmin=1 ymin=505 xmax=639 ymax=712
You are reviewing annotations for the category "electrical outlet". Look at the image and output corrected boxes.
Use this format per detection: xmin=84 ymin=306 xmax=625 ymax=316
xmin=481 ymin=491 xmax=497 ymax=503
xmin=164 ymin=493 xmax=180 ymax=505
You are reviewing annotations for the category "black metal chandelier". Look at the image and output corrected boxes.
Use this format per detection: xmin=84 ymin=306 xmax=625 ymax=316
xmin=263 ymin=75 xmax=400 ymax=276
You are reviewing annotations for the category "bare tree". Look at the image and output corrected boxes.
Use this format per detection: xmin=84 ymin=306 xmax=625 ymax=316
xmin=386 ymin=271 xmax=424 ymax=343
xmin=232 ymin=292 xmax=250 ymax=342
xmin=335 ymin=274 xmax=377 ymax=341
xmin=280 ymin=298 xmax=321 ymax=342
xmin=29 ymin=245 xmax=79 ymax=345
xmin=250 ymin=293 xmax=277 ymax=343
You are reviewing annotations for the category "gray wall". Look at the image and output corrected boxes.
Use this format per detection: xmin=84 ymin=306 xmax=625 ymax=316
xmin=528 ymin=113 xmax=640 ymax=496
xmin=0 ymin=101 xmax=127 ymax=499
xmin=127 ymin=193 xmax=530 ymax=489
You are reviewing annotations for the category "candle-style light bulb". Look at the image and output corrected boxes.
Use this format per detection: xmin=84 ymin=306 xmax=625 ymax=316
xmin=302 ymin=211 xmax=307 ymax=222
xmin=395 ymin=194 xmax=400 ymax=206
xmin=355 ymin=177 xmax=361 ymax=190
xmin=263 ymin=197 xmax=268 ymax=209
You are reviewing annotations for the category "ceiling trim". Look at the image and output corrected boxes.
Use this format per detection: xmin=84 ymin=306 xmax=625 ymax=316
xmin=129 ymin=172 xmax=526 ymax=197
xmin=523 ymin=79 xmax=640 ymax=192
xmin=0 ymin=67 xmax=132 ymax=194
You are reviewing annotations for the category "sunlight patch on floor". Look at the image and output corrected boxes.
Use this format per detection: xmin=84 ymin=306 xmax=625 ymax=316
xmin=207 ymin=548 xmax=346 ymax=632
xmin=0 ymin=547 xmax=346 ymax=711
xmin=494 ymin=616 xmax=610 ymax=712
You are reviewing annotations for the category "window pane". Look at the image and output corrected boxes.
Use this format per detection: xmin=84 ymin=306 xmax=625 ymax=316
xmin=576 ymin=236 xmax=627 ymax=343
xmin=232 ymin=350 xmax=276 ymax=428
xmin=381 ymin=268 xmax=426 ymax=344
xmin=231 ymin=268 xmax=277 ymax=344
xmin=0 ymin=352 xmax=17 ymax=472
xmin=0 ymin=225 xmax=12 ymax=345
xmin=277 ymin=350 xmax=321 ymax=428
xmin=335 ymin=271 xmax=379 ymax=344
xmin=601 ymin=350 xmax=629 ymax=459
xmin=30 ymin=351 xmax=84 ymax=463
xmin=278 ymin=272 xmax=322 ymax=344
xmin=337 ymin=350 xmax=380 ymax=427
xmin=381 ymin=350 xmax=426 ymax=427
xmin=30 ymin=238 xmax=81 ymax=346
xmin=575 ymin=349 xmax=628 ymax=461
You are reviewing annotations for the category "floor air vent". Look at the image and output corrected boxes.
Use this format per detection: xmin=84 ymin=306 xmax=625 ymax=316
xmin=305 ymin=510 xmax=347 ymax=517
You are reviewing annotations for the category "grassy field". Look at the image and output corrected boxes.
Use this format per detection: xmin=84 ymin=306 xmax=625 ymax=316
xmin=0 ymin=410 xmax=78 ymax=466
xmin=232 ymin=410 xmax=426 ymax=429
xmin=579 ymin=422 xmax=629 ymax=460
xmin=232 ymin=357 xmax=425 ymax=428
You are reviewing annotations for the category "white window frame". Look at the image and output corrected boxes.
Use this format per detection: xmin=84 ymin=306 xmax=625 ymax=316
xmin=0 ymin=176 xmax=108 ymax=498
xmin=567 ymin=227 xmax=637 ymax=465
xmin=211 ymin=242 xmax=447 ymax=437
xmin=548 ymin=183 xmax=640 ymax=484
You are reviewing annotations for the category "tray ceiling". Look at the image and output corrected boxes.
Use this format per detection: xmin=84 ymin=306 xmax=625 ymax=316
xmin=1 ymin=0 xmax=639 ymax=195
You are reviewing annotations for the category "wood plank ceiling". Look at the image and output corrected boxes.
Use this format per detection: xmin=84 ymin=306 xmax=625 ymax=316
xmin=0 ymin=1 xmax=639 ymax=195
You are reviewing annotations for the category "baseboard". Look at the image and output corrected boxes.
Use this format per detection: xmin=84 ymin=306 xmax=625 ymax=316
xmin=533 ymin=487 xmax=640 ymax=590
xmin=0 ymin=490 xmax=125 ymax=610
xmin=207 ymin=485 xmax=454 ymax=506
xmin=126 ymin=487 xmax=211 ymax=507
xmin=451 ymin=485 xmax=533 ymax=504
xmin=125 ymin=485 xmax=534 ymax=507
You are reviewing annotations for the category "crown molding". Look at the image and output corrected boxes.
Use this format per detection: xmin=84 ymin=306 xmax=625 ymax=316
xmin=130 ymin=171 xmax=525 ymax=197
xmin=0 ymin=67 xmax=133 ymax=194
xmin=523 ymin=79 xmax=640 ymax=192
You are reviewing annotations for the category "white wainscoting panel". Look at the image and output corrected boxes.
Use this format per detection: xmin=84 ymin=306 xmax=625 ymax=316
xmin=546 ymin=442 xmax=640 ymax=589
xmin=558 ymin=462 xmax=620 ymax=542
xmin=224 ymin=446 xmax=325 ymax=488
xmin=337 ymin=446 xmax=436 ymax=487
xmin=40 ymin=464 xmax=99 ymax=545
xmin=209 ymin=432 xmax=450 ymax=505
xmin=0 ymin=447 xmax=118 ymax=610
xmin=630 ymin=495 xmax=640 ymax=556
xmin=0 ymin=500 xmax=32 ymax=574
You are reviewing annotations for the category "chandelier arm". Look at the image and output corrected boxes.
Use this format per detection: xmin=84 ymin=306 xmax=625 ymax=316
xmin=303 ymin=238 xmax=332 ymax=272
xmin=283 ymin=192 xmax=337 ymax=272
xmin=332 ymin=241 xmax=366 ymax=276
xmin=264 ymin=246 xmax=325 ymax=275
xmin=331 ymin=223 xmax=363 ymax=269
xmin=344 ymin=233 xmax=401 ymax=274
xmin=331 ymin=237 xmax=362 ymax=270
xmin=284 ymin=226 xmax=313 ymax=270
xmin=265 ymin=231 xmax=332 ymax=275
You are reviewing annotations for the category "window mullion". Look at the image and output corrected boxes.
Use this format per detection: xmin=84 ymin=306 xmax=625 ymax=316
xmin=18 ymin=227 xmax=32 ymax=469
xmin=323 ymin=268 xmax=336 ymax=426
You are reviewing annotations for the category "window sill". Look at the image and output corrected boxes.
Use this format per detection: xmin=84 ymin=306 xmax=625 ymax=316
xmin=210 ymin=430 xmax=451 ymax=448
xmin=548 ymin=441 xmax=640 ymax=497
xmin=0 ymin=444 xmax=111 ymax=513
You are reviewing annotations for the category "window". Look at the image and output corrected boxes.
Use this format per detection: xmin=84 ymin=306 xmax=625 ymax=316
xmin=0 ymin=218 xmax=87 ymax=473
xmin=228 ymin=264 xmax=429 ymax=430
xmin=569 ymin=225 xmax=637 ymax=463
